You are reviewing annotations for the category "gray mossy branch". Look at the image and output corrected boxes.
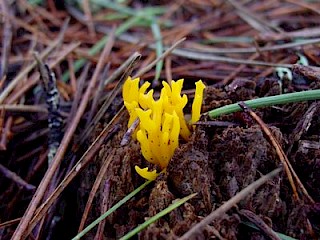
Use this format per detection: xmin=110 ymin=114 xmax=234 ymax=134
xmin=34 ymin=53 xmax=63 ymax=163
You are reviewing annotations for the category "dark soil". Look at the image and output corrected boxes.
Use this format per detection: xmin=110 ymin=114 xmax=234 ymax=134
xmin=80 ymin=81 xmax=320 ymax=239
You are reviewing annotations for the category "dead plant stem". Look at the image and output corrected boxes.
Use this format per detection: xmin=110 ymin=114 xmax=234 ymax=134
xmin=179 ymin=168 xmax=282 ymax=239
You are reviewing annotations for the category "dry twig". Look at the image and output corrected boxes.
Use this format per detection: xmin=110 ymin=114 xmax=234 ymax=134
xmin=179 ymin=168 xmax=282 ymax=240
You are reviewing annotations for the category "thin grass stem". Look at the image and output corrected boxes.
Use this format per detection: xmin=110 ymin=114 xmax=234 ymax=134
xmin=207 ymin=89 xmax=320 ymax=118
xmin=72 ymin=180 xmax=152 ymax=240
xmin=119 ymin=193 xmax=197 ymax=240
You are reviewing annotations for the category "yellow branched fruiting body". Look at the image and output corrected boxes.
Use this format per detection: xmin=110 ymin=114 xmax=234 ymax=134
xmin=134 ymin=166 xmax=158 ymax=181
xmin=123 ymin=77 xmax=154 ymax=127
xmin=161 ymin=80 xmax=190 ymax=140
xmin=192 ymin=80 xmax=206 ymax=124
xmin=123 ymin=77 xmax=205 ymax=180
xmin=122 ymin=76 xmax=139 ymax=103
xmin=122 ymin=77 xmax=140 ymax=127
xmin=139 ymin=82 xmax=154 ymax=110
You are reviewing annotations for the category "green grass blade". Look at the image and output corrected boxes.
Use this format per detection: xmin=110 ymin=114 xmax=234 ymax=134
xmin=28 ymin=0 xmax=43 ymax=5
xmin=202 ymin=36 xmax=253 ymax=44
xmin=151 ymin=19 xmax=164 ymax=83
xmin=207 ymin=89 xmax=320 ymax=118
xmin=90 ymin=0 xmax=166 ymax=18
xmin=62 ymin=15 xmax=141 ymax=82
xmin=90 ymin=0 xmax=136 ymax=15
xmin=72 ymin=180 xmax=152 ymax=240
xmin=62 ymin=3 xmax=171 ymax=83
xmin=119 ymin=193 xmax=197 ymax=240
xmin=103 ymin=12 xmax=129 ymax=21
xmin=62 ymin=2 xmax=171 ymax=82
xmin=242 ymin=221 xmax=297 ymax=240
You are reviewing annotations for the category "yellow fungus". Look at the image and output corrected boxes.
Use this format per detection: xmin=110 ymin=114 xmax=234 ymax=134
xmin=138 ymin=82 xmax=154 ymax=110
xmin=134 ymin=166 xmax=159 ymax=181
xmin=192 ymin=80 xmax=206 ymax=124
xmin=161 ymin=80 xmax=190 ymax=140
xmin=123 ymin=77 xmax=205 ymax=180
xmin=122 ymin=76 xmax=140 ymax=103
xmin=124 ymin=101 xmax=138 ymax=127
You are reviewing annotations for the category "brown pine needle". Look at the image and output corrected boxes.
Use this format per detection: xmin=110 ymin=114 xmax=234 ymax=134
xmin=11 ymin=27 xmax=116 ymax=240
